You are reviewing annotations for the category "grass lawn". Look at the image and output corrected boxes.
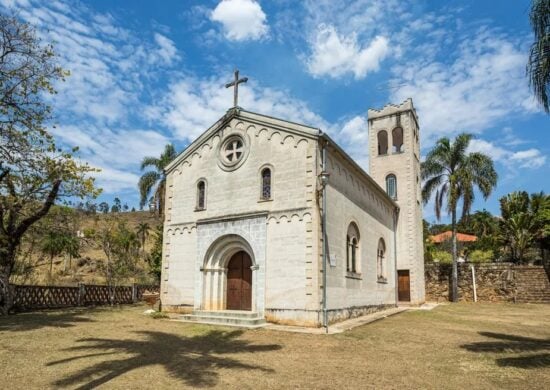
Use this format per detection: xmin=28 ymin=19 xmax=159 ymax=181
xmin=0 ymin=303 xmax=549 ymax=389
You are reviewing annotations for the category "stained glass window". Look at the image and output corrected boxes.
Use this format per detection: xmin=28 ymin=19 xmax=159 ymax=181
xmin=261 ymin=168 xmax=271 ymax=199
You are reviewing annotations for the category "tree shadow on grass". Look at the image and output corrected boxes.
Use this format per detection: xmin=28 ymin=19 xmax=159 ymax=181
xmin=0 ymin=309 xmax=97 ymax=332
xmin=47 ymin=329 xmax=281 ymax=388
xmin=461 ymin=332 xmax=550 ymax=369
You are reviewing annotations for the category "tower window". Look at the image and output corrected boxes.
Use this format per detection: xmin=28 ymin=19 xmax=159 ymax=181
xmin=392 ymin=127 xmax=404 ymax=153
xmin=261 ymin=167 xmax=272 ymax=200
xmin=377 ymin=131 xmax=388 ymax=155
xmin=386 ymin=174 xmax=397 ymax=200
xmin=196 ymin=180 xmax=206 ymax=210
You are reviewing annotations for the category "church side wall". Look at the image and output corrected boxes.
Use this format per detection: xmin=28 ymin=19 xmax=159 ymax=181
xmin=324 ymin=149 xmax=397 ymax=322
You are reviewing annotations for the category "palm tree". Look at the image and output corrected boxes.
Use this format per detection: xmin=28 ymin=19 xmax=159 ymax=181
xmin=421 ymin=133 xmax=497 ymax=302
xmin=527 ymin=0 xmax=550 ymax=113
xmin=469 ymin=210 xmax=497 ymax=237
xmin=135 ymin=222 xmax=151 ymax=257
xmin=41 ymin=231 xmax=65 ymax=281
xmin=499 ymin=192 xmax=535 ymax=263
xmin=530 ymin=191 xmax=550 ymax=257
xmin=138 ymin=144 xmax=177 ymax=215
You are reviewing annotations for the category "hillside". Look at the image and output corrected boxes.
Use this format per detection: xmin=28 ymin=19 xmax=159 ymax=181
xmin=12 ymin=211 xmax=163 ymax=286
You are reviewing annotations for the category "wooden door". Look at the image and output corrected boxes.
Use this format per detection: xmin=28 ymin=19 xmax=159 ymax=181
xmin=398 ymin=270 xmax=411 ymax=302
xmin=226 ymin=251 xmax=252 ymax=310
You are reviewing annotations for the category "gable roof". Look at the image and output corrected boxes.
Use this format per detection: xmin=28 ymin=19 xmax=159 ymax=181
xmin=164 ymin=107 xmax=320 ymax=174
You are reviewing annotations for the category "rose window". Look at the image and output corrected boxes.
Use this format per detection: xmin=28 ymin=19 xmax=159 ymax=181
xmin=224 ymin=139 xmax=244 ymax=163
xmin=218 ymin=134 xmax=249 ymax=171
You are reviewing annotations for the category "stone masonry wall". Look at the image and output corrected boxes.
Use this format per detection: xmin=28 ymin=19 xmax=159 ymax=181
xmin=425 ymin=263 xmax=550 ymax=303
xmin=426 ymin=263 xmax=515 ymax=302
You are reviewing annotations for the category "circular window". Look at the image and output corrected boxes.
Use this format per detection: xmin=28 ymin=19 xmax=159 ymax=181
xmin=218 ymin=133 xmax=249 ymax=171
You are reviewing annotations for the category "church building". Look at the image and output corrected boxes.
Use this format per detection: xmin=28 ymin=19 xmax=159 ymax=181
xmin=161 ymin=94 xmax=425 ymax=327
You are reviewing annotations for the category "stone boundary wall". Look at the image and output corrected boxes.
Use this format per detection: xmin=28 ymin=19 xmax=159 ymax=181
xmin=426 ymin=263 xmax=517 ymax=302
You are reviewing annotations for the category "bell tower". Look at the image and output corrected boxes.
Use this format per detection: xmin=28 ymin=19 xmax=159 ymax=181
xmin=368 ymin=98 xmax=425 ymax=304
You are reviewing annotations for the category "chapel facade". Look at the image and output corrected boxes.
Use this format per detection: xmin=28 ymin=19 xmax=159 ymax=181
xmin=161 ymin=98 xmax=424 ymax=327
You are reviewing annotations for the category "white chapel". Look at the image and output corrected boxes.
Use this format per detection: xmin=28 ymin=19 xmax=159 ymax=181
xmin=160 ymin=88 xmax=425 ymax=327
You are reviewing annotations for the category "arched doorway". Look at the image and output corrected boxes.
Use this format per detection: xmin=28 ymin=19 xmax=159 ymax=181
xmin=226 ymin=251 xmax=252 ymax=310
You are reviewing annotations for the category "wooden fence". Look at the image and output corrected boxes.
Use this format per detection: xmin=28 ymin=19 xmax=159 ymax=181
xmin=4 ymin=284 xmax=159 ymax=312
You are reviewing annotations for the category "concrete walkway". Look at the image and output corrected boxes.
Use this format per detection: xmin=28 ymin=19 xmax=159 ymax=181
xmin=265 ymin=306 xmax=410 ymax=334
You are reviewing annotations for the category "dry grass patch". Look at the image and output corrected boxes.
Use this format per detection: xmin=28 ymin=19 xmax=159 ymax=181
xmin=0 ymin=303 xmax=549 ymax=389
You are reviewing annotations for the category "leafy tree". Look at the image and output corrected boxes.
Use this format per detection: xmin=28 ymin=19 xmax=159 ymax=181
xmin=135 ymin=222 xmax=150 ymax=257
xmin=41 ymin=230 xmax=66 ymax=281
xmin=111 ymin=197 xmax=122 ymax=213
xmin=94 ymin=218 xmax=139 ymax=303
xmin=467 ymin=209 xmax=497 ymax=237
xmin=499 ymin=191 xmax=550 ymax=262
xmin=138 ymin=144 xmax=177 ymax=215
xmin=460 ymin=209 xmax=500 ymax=253
xmin=123 ymin=203 xmax=129 ymax=212
xmin=40 ymin=206 xmax=81 ymax=276
xmin=0 ymin=15 xmax=99 ymax=314
xmin=527 ymin=0 xmax=550 ymax=113
xmin=530 ymin=191 xmax=550 ymax=256
xmin=428 ymin=223 xmax=452 ymax=235
xmin=84 ymin=200 xmax=97 ymax=215
xmin=147 ymin=224 xmax=163 ymax=280
xmin=421 ymin=133 xmax=497 ymax=301
xmin=98 ymin=202 xmax=109 ymax=214
xmin=423 ymin=219 xmax=436 ymax=262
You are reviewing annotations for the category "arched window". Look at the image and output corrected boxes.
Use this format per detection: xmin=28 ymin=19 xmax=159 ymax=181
xmin=261 ymin=168 xmax=271 ymax=200
xmin=346 ymin=223 xmax=360 ymax=273
xmin=377 ymin=131 xmax=388 ymax=155
xmin=386 ymin=174 xmax=397 ymax=200
xmin=377 ymin=238 xmax=386 ymax=281
xmin=392 ymin=127 xmax=404 ymax=153
xmin=197 ymin=180 xmax=206 ymax=210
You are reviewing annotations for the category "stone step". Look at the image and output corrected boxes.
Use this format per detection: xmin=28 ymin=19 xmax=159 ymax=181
xmin=176 ymin=311 xmax=267 ymax=328
xmin=192 ymin=310 xmax=261 ymax=319
xmin=516 ymin=300 xmax=550 ymax=303
xmin=516 ymin=294 xmax=550 ymax=299
xmin=517 ymin=295 xmax=550 ymax=297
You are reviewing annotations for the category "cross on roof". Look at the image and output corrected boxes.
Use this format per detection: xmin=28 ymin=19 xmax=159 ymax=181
xmin=225 ymin=69 xmax=248 ymax=108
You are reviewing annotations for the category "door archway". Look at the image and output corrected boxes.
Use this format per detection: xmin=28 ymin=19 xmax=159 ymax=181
xmin=226 ymin=251 xmax=252 ymax=310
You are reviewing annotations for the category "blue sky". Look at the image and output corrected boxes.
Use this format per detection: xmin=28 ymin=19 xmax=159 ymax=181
xmin=2 ymin=0 xmax=548 ymax=221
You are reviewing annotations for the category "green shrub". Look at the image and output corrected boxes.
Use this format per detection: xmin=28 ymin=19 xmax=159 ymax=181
xmin=468 ymin=249 xmax=494 ymax=263
xmin=149 ymin=311 xmax=169 ymax=319
xmin=432 ymin=250 xmax=452 ymax=264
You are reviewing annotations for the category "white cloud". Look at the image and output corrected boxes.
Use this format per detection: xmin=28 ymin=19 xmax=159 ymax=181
xmin=149 ymin=73 xmax=372 ymax=172
xmin=152 ymin=33 xmax=179 ymax=65
xmin=469 ymin=139 xmax=546 ymax=171
xmin=150 ymin=75 xmax=327 ymax=140
xmin=330 ymin=116 xmax=369 ymax=169
xmin=391 ymin=29 xmax=538 ymax=144
xmin=51 ymin=125 xmax=169 ymax=193
xmin=306 ymin=25 xmax=389 ymax=79
xmin=510 ymin=149 xmax=546 ymax=168
xmin=0 ymin=0 xmax=180 ymax=197
xmin=6 ymin=0 xmax=182 ymax=126
xmin=210 ymin=0 xmax=269 ymax=41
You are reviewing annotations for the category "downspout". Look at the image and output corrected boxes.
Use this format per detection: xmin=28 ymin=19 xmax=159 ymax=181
xmin=393 ymin=206 xmax=399 ymax=305
xmin=321 ymin=140 xmax=328 ymax=333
